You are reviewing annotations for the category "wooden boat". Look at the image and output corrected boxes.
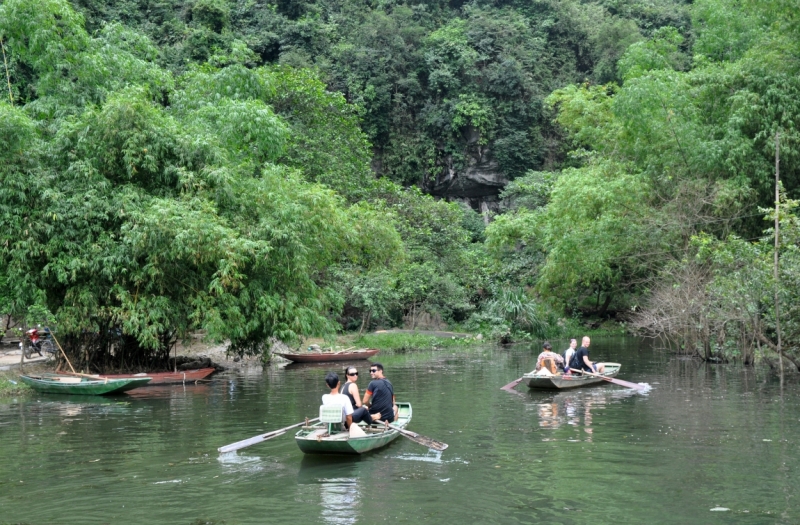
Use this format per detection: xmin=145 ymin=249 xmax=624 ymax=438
xmin=295 ymin=402 xmax=411 ymax=455
xmin=275 ymin=348 xmax=379 ymax=363
xmin=19 ymin=373 xmax=152 ymax=395
xmin=99 ymin=367 xmax=215 ymax=385
xmin=522 ymin=362 xmax=622 ymax=390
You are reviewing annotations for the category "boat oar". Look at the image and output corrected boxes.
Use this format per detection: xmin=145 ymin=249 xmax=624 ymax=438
xmin=569 ymin=368 xmax=646 ymax=390
xmin=500 ymin=376 xmax=524 ymax=391
xmin=50 ymin=333 xmax=78 ymax=374
xmin=50 ymin=334 xmax=110 ymax=381
xmin=390 ymin=424 xmax=448 ymax=451
xmin=218 ymin=418 xmax=320 ymax=454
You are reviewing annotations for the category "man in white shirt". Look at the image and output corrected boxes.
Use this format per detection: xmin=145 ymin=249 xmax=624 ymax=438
xmin=322 ymin=372 xmax=354 ymax=428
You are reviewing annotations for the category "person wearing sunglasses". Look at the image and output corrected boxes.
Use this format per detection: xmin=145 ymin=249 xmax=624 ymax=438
xmin=341 ymin=367 xmax=380 ymax=425
xmin=362 ymin=363 xmax=398 ymax=424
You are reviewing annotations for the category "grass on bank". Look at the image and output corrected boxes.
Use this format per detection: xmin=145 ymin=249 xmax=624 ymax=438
xmin=316 ymin=318 xmax=628 ymax=353
xmin=353 ymin=331 xmax=482 ymax=352
xmin=351 ymin=325 xmax=625 ymax=352
xmin=0 ymin=370 xmax=32 ymax=398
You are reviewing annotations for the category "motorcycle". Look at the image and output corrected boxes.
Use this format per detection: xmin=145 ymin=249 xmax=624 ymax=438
xmin=21 ymin=327 xmax=55 ymax=359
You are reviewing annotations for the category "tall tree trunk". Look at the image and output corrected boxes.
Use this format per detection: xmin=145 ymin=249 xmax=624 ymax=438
xmin=774 ymin=131 xmax=783 ymax=383
xmin=598 ymin=294 xmax=613 ymax=317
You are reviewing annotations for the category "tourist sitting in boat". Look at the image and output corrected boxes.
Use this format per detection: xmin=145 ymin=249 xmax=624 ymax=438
xmin=562 ymin=339 xmax=578 ymax=373
xmin=322 ymin=372 xmax=354 ymax=429
xmin=534 ymin=342 xmax=564 ymax=375
xmin=362 ymin=363 xmax=397 ymax=423
xmin=342 ymin=366 xmax=381 ymax=425
xmin=570 ymin=336 xmax=605 ymax=374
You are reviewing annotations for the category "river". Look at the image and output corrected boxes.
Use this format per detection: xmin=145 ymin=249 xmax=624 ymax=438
xmin=1 ymin=337 xmax=798 ymax=524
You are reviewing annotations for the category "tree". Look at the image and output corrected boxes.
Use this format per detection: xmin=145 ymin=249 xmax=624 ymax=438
xmin=0 ymin=0 xmax=405 ymax=369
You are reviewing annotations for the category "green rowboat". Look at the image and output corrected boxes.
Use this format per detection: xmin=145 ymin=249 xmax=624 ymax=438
xmin=19 ymin=373 xmax=152 ymax=395
xmin=295 ymin=402 xmax=412 ymax=455
xmin=522 ymin=362 xmax=622 ymax=390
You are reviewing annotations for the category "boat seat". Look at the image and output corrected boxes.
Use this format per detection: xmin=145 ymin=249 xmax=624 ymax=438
xmin=541 ymin=357 xmax=558 ymax=374
xmin=56 ymin=377 xmax=82 ymax=383
xmin=319 ymin=404 xmax=345 ymax=434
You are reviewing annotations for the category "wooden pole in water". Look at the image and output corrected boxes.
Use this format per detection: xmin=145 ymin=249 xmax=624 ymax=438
xmin=774 ymin=131 xmax=783 ymax=384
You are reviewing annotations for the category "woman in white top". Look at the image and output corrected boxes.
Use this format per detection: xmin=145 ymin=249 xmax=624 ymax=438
xmin=563 ymin=338 xmax=578 ymax=372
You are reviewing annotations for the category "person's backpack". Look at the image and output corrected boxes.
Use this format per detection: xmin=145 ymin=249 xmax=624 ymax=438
xmin=568 ymin=352 xmax=581 ymax=371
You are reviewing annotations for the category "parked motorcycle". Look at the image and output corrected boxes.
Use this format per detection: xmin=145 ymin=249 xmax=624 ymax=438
xmin=21 ymin=327 xmax=55 ymax=359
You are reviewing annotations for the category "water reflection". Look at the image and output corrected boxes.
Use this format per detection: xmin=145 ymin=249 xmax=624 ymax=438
xmin=298 ymin=456 xmax=361 ymax=525
xmin=126 ymin=384 xmax=211 ymax=400
xmin=530 ymin=386 xmax=644 ymax=440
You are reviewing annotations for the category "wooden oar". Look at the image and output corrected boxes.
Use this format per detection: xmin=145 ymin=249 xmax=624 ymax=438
xmin=389 ymin=424 xmax=448 ymax=451
xmin=57 ymin=371 xmax=107 ymax=382
xmin=50 ymin=334 xmax=109 ymax=382
xmin=218 ymin=418 xmax=320 ymax=453
xmin=500 ymin=376 xmax=524 ymax=391
xmin=569 ymin=368 xmax=646 ymax=390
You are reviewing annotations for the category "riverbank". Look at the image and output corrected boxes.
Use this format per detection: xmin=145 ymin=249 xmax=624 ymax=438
xmin=0 ymin=327 xmax=623 ymax=399
xmin=351 ymin=330 xmax=481 ymax=352
xmin=0 ymin=362 xmax=52 ymax=397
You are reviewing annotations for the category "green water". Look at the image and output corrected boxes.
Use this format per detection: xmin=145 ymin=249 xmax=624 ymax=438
xmin=1 ymin=338 xmax=798 ymax=524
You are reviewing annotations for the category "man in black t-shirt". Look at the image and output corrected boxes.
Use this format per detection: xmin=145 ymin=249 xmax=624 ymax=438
xmin=362 ymin=362 xmax=397 ymax=423
xmin=570 ymin=336 xmax=605 ymax=374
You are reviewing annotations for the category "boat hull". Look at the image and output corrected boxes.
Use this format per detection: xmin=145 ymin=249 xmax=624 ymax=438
xmin=99 ymin=367 xmax=215 ymax=385
xmin=523 ymin=362 xmax=622 ymax=390
xmin=276 ymin=349 xmax=379 ymax=363
xmin=19 ymin=374 xmax=152 ymax=395
xmin=295 ymin=402 xmax=411 ymax=455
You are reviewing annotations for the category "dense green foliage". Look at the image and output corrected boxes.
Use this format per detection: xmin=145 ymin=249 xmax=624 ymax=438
xmin=3 ymin=0 xmax=798 ymax=368
xmin=0 ymin=0 xmax=507 ymax=368
xmin=487 ymin=0 xmax=800 ymax=363
xmin=64 ymin=0 xmax=690 ymax=186
xmin=0 ymin=0 xmax=409 ymax=368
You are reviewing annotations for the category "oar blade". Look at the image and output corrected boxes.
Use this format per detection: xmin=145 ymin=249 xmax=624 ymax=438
xmin=607 ymin=377 xmax=647 ymax=390
xmin=218 ymin=430 xmax=287 ymax=454
xmin=396 ymin=427 xmax=448 ymax=451
xmin=218 ymin=418 xmax=318 ymax=453
xmin=500 ymin=377 xmax=523 ymax=391
xmin=569 ymin=368 xmax=646 ymax=390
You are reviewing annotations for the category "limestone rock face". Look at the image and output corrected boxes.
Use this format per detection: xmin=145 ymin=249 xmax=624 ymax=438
xmin=429 ymin=150 xmax=508 ymax=199
xmin=426 ymin=127 xmax=509 ymax=211
xmin=425 ymin=142 xmax=508 ymax=215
